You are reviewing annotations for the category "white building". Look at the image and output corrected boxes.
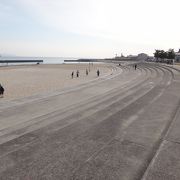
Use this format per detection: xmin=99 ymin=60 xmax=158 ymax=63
xmin=175 ymin=49 xmax=180 ymax=62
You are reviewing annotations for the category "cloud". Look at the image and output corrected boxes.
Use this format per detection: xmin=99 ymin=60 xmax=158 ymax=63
xmin=17 ymin=0 xmax=180 ymax=44
xmin=1 ymin=0 xmax=180 ymax=56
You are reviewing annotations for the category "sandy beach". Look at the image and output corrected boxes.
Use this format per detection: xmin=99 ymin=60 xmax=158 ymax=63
xmin=0 ymin=63 xmax=112 ymax=101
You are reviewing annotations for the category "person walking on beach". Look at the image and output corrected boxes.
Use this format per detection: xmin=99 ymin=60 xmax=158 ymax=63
xmin=76 ymin=70 xmax=79 ymax=77
xmin=97 ymin=69 xmax=100 ymax=77
xmin=71 ymin=71 xmax=74 ymax=79
xmin=86 ymin=69 xmax=88 ymax=76
xmin=0 ymin=84 xmax=4 ymax=98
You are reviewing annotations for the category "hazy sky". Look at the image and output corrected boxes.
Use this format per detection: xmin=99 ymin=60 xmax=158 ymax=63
xmin=0 ymin=0 xmax=180 ymax=58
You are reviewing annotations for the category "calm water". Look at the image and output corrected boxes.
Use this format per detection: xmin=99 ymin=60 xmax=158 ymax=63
xmin=0 ymin=56 xmax=78 ymax=66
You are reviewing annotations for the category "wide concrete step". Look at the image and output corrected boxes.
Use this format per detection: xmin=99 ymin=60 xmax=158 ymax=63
xmin=0 ymin=65 xmax=160 ymax=145
xmin=142 ymin=81 xmax=180 ymax=180
xmin=0 ymin=65 xmax=149 ymax=132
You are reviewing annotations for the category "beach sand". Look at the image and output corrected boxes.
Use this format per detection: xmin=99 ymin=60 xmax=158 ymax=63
xmin=0 ymin=63 xmax=112 ymax=101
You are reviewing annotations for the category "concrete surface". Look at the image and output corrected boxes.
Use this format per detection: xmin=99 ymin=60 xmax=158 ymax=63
xmin=0 ymin=62 xmax=180 ymax=180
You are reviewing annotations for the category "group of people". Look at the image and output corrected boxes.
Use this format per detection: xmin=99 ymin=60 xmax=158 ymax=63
xmin=71 ymin=69 xmax=100 ymax=78
xmin=71 ymin=70 xmax=79 ymax=78
xmin=0 ymin=84 xmax=4 ymax=98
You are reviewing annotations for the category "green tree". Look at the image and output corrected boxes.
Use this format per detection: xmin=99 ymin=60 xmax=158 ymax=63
xmin=167 ymin=49 xmax=175 ymax=59
xmin=154 ymin=50 xmax=161 ymax=61
xmin=154 ymin=49 xmax=175 ymax=63
xmin=159 ymin=50 xmax=166 ymax=62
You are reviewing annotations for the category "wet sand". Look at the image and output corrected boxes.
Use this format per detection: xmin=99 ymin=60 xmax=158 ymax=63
xmin=0 ymin=63 xmax=112 ymax=101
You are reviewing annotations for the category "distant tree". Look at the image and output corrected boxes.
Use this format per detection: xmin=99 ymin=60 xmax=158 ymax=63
xmin=167 ymin=49 xmax=175 ymax=59
xmin=154 ymin=50 xmax=161 ymax=61
xmin=163 ymin=51 xmax=168 ymax=59
xmin=154 ymin=49 xmax=175 ymax=63
xmin=159 ymin=50 xmax=166 ymax=62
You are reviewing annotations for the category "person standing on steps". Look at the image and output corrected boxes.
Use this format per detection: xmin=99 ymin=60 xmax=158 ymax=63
xmin=86 ymin=69 xmax=88 ymax=76
xmin=134 ymin=64 xmax=137 ymax=70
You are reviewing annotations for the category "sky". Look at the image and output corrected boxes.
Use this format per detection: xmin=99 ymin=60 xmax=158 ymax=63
xmin=0 ymin=0 xmax=180 ymax=58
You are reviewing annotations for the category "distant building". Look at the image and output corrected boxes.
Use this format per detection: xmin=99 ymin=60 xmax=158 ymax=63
xmin=113 ymin=53 xmax=149 ymax=62
xmin=114 ymin=55 xmax=137 ymax=61
xmin=175 ymin=49 xmax=180 ymax=62
xmin=146 ymin=56 xmax=155 ymax=61
xmin=137 ymin=53 xmax=148 ymax=61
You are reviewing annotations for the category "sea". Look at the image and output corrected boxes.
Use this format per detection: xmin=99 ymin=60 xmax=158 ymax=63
xmin=0 ymin=56 xmax=79 ymax=66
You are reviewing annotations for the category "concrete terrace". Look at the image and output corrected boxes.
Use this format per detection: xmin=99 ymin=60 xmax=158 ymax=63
xmin=0 ymin=62 xmax=180 ymax=180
